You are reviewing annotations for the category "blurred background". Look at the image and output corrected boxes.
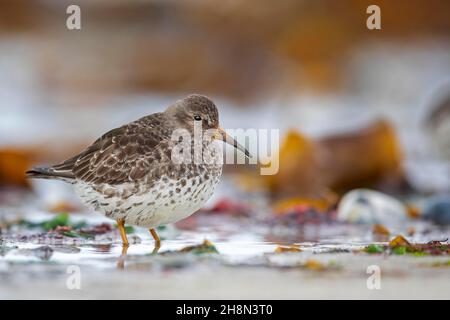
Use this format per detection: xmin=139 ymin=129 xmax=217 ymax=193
xmin=2 ymin=1 xmax=450 ymax=299
xmin=1 ymin=0 xmax=450 ymax=205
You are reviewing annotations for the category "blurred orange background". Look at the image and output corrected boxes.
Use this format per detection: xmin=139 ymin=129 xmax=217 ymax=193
xmin=0 ymin=0 xmax=449 ymax=195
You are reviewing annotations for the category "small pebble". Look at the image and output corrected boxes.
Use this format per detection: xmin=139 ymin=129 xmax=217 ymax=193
xmin=337 ymin=189 xmax=407 ymax=224
xmin=423 ymin=196 xmax=450 ymax=226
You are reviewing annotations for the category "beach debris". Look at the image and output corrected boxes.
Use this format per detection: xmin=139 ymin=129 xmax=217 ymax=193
xmin=0 ymin=149 xmax=33 ymax=189
xmin=303 ymin=259 xmax=326 ymax=271
xmin=423 ymin=195 xmax=450 ymax=226
xmin=372 ymin=224 xmax=390 ymax=236
xmin=366 ymin=244 xmax=384 ymax=254
xmin=17 ymin=213 xmax=87 ymax=231
xmin=428 ymin=260 xmax=450 ymax=268
xmin=337 ymin=189 xmax=407 ymax=224
xmin=5 ymin=214 xmax=115 ymax=240
xmin=389 ymin=235 xmax=412 ymax=248
xmin=406 ymin=205 xmax=421 ymax=219
xmin=51 ymin=226 xmax=79 ymax=238
xmin=298 ymin=259 xmax=340 ymax=272
xmin=15 ymin=246 xmax=54 ymax=261
xmin=270 ymin=195 xmax=338 ymax=224
xmin=273 ymin=194 xmax=337 ymax=215
xmin=47 ymin=223 xmax=113 ymax=239
xmin=79 ymin=223 xmax=113 ymax=235
xmin=267 ymin=254 xmax=340 ymax=271
xmin=264 ymin=120 xmax=406 ymax=198
xmin=48 ymin=201 xmax=81 ymax=214
xmin=147 ymin=239 xmax=219 ymax=257
xmin=365 ymin=236 xmax=449 ymax=256
xmin=178 ymin=240 xmax=219 ymax=255
xmin=270 ymin=208 xmax=336 ymax=225
xmin=274 ymin=245 xmax=302 ymax=253
xmin=391 ymin=246 xmax=407 ymax=255
xmin=201 ymin=198 xmax=251 ymax=216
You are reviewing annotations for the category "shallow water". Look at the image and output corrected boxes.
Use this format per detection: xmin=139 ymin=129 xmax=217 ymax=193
xmin=0 ymin=176 xmax=449 ymax=299
xmin=1 ymin=205 xmax=449 ymax=299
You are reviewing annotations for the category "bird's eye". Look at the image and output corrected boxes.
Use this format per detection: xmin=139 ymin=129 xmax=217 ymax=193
xmin=193 ymin=115 xmax=202 ymax=121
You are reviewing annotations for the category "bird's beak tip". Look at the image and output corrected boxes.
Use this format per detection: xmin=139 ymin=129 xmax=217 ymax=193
xmin=216 ymin=127 xmax=251 ymax=159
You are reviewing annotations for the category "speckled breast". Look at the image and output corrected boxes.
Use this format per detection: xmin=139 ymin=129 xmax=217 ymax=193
xmin=75 ymin=162 xmax=222 ymax=228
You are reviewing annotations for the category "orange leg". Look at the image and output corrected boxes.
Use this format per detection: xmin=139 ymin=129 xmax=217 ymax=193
xmin=149 ymin=228 xmax=161 ymax=250
xmin=117 ymin=219 xmax=129 ymax=246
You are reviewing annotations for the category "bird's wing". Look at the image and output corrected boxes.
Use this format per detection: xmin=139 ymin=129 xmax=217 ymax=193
xmin=52 ymin=114 xmax=170 ymax=185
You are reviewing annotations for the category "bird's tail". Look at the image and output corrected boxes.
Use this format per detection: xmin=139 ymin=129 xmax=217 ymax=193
xmin=26 ymin=166 xmax=75 ymax=181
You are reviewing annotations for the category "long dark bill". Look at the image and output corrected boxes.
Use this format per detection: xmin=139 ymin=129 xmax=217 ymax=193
xmin=214 ymin=127 xmax=251 ymax=158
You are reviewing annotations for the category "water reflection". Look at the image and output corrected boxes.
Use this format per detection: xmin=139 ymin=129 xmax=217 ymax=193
xmin=116 ymin=245 xmax=128 ymax=269
xmin=116 ymin=243 xmax=162 ymax=270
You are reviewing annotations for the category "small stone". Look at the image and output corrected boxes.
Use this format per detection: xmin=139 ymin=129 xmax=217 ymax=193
xmin=337 ymin=189 xmax=407 ymax=224
xmin=423 ymin=196 xmax=450 ymax=226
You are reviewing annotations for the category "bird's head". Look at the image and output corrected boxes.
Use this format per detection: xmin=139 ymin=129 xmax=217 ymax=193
xmin=166 ymin=94 xmax=251 ymax=158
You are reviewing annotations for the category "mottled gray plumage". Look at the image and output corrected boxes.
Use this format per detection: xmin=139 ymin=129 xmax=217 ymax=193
xmin=26 ymin=94 xmax=235 ymax=230
xmin=28 ymin=94 xmax=219 ymax=184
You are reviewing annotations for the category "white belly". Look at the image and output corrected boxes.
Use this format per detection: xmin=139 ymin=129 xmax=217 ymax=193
xmin=75 ymin=171 xmax=221 ymax=228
